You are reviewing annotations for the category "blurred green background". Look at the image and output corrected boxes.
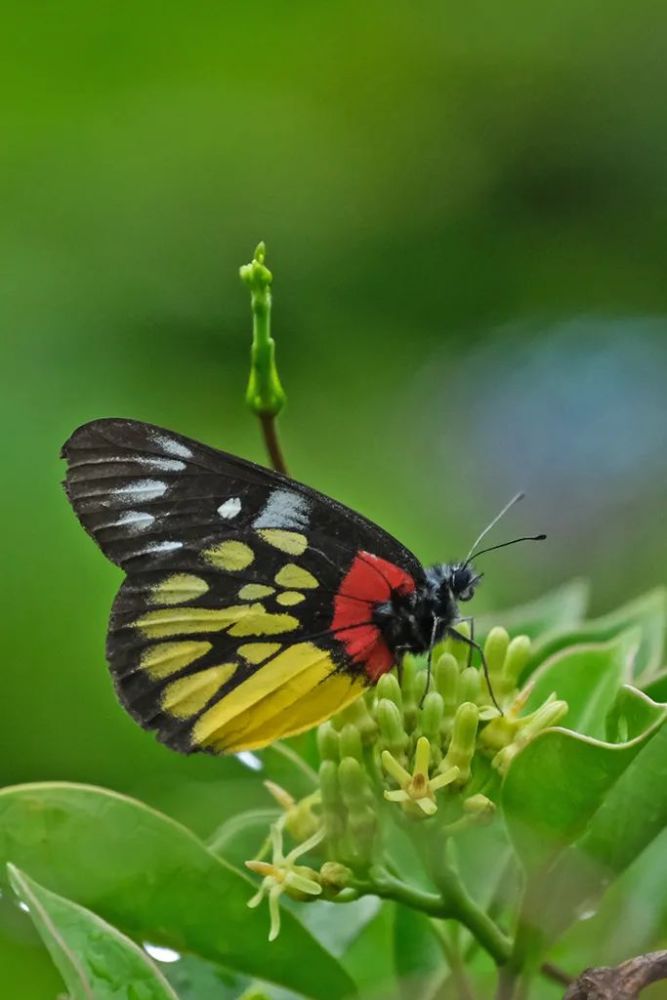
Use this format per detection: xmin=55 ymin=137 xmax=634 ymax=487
xmin=2 ymin=1 xmax=667 ymax=994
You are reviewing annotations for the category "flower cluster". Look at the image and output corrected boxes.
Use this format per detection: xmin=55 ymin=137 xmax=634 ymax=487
xmin=245 ymin=625 xmax=568 ymax=939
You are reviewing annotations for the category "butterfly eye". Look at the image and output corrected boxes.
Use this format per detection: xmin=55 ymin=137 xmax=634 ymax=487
xmin=450 ymin=567 xmax=479 ymax=602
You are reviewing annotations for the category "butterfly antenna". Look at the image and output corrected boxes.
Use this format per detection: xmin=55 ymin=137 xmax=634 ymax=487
xmin=464 ymin=492 xmax=525 ymax=564
xmin=469 ymin=534 xmax=547 ymax=562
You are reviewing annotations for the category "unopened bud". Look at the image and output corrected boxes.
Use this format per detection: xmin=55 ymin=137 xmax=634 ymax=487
xmin=463 ymin=793 xmax=496 ymax=824
xmin=458 ymin=666 xmax=481 ymax=704
xmin=317 ymin=722 xmax=340 ymax=761
xmin=485 ymin=627 xmax=510 ymax=680
xmin=319 ymin=861 xmax=353 ymax=895
xmin=376 ymin=672 xmax=403 ymax=711
xmin=441 ymin=702 xmax=479 ymax=784
xmin=377 ymin=698 xmax=409 ymax=757
xmin=339 ymin=723 xmax=363 ymax=761
xmin=501 ymin=635 xmax=531 ymax=693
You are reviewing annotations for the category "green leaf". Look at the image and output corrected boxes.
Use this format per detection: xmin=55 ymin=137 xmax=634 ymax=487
xmin=642 ymin=667 xmax=667 ymax=704
xmin=551 ymin=828 xmax=667 ymax=973
xmin=477 ymin=578 xmax=589 ymax=640
xmin=524 ymin=587 xmax=666 ymax=681
xmin=392 ymin=904 xmax=442 ymax=999
xmin=341 ymin=902 xmax=396 ymax=998
xmin=0 ymin=783 xmax=356 ymax=1000
xmin=7 ymin=864 xmax=180 ymax=1000
xmin=503 ymin=688 xmax=667 ymax=949
xmin=524 ymin=631 xmax=637 ymax=740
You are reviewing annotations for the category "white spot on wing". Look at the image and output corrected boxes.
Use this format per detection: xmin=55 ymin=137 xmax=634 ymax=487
xmin=144 ymin=541 xmax=183 ymax=554
xmin=82 ymin=455 xmax=184 ymax=471
xmin=236 ymin=751 xmax=263 ymax=771
xmin=138 ymin=457 xmax=185 ymax=472
xmin=105 ymin=510 xmax=155 ymax=531
xmin=218 ymin=497 xmax=242 ymax=519
xmin=143 ymin=943 xmax=181 ymax=963
xmin=111 ymin=480 xmax=167 ymax=502
xmin=253 ymin=489 xmax=310 ymax=531
xmin=152 ymin=434 xmax=193 ymax=459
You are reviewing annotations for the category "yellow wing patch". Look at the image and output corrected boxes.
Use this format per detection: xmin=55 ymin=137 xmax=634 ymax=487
xmin=133 ymin=603 xmax=298 ymax=639
xmin=257 ymin=529 xmax=307 ymax=556
xmin=162 ymin=664 xmax=237 ymax=718
xmin=239 ymin=583 xmax=275 ymax=599
xmin=203 ymin=540 xmax=254 ymax=571
xmin=274 ymin=564 xmax=318 ymax=589
xmin=134 ymin=606 xmax=249 ymax=638
xmin=140 ymin=640 xmax=212 ymax=679
xmin=238 ymin=642 xmax=282 ymax=664
xmin=150 ymin=573 xmax=209 ymax=606
xmin=276 ymin=591 xmax=306 ymax=606
xmin=191 ymin=642 xmax=365 ymax=752
xmin=227 ymin=607 xmax=299 ymax=637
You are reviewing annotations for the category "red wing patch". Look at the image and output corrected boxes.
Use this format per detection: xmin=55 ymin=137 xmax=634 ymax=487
xmin=332 ymin=551 xmax=416 ymax=681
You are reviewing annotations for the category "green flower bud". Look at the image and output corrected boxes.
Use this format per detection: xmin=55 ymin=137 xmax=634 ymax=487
xmin=319 ymin=759 xmax=343 ymax=845
xmin=419 ymin=691 xmax=444 ymax=741
xmin=317 ymin=721 xmax=340 ymax=761
xmin=441 ymin=702 xmax=479 ymax=785
xmin=484 ymin=627 xmax=510 ymax=681
xmin=463 ymin=793 xmax=496 ymax=824
xmin=241 ymin=243 xmax=286 ymax=419
xmin=338 ymin=757 xmax=377 ymax=863
xmin=501 ymin=635 xmax=531 ymax=692
xmin=458 ymin=666 xmax=481 ymax=705
xmin=435 ymin=652 xmax=459 ymax=698
xmin=319 ymin=861 xmax=353 ymax=895
xmin=443 ymin=622 xmax=471 ymax=667
xmin=377 ymin=698 xmax=409 ymax=758
xmin=335 ymin=696 xmax=378 ymax=744
xmin=400 ymin=654 xmax=421 ymax=732
xmin=338 ymin=756 xmax=369 ymax=805
xmin=339 ymin=723 xmax=363 ymax=762
xmin=401 ymin=653 xmax=420 ymax=695
xmin=376 ymin=672 xmax=403 ymax=710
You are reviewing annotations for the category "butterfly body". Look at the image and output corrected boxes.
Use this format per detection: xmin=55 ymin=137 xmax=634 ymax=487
xmin=62 ymin=419 xmax=480 ymax=754
xmin=372 ymin=562 xmax=479 ymax=656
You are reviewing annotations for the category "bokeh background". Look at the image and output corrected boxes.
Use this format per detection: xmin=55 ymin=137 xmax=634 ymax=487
xmin=2 ymin=2 xmax=667 ymax=995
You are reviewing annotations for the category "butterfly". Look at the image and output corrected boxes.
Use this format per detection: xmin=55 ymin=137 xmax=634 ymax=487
xmin=62 ymin=419 xmax=543 ymax=754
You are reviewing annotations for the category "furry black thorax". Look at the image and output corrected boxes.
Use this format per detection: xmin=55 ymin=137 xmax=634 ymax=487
xmin=372 ymin=561 xmax=480 ymax=655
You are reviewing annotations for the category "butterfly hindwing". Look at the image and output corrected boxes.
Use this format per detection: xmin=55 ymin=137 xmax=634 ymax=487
xmin=62 ymin=419 xmax=424 ymax=753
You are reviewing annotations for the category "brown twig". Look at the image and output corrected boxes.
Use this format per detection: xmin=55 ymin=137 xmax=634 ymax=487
xmin=542 ymin=962 xmax=572 ymax=987
xmin=260 ymin=413 xmax=289 ymax=476
xmin=564 ymin=950 xmax=667 ymax=999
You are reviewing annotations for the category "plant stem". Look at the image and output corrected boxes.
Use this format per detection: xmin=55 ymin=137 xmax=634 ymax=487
xmin=352 ymin=865 xmax=511 ymax=967
xmin=350 ymin=869 xmax=449 ymax=917
xmin=411 ymin=826 xmax=512 ymax=967
xmin=260 ymin=413 xmax=289 ymax=476
xmin=435 ymin=862 xmax=512 ymax=967
xmin=495 ymin=967 xmax=519 ymax=1000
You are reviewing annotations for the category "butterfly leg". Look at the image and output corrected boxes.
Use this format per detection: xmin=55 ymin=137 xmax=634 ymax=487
xmin=455 ymin=615 xmax=475 ymax=669
xmin=419 ymin=616 xmax=441 ymax=708
xmin=446 ymin=628 xmax=502 ymax=714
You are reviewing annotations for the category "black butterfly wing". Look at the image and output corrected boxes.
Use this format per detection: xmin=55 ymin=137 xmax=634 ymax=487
xmin=62 ymin=418 xmax=425 ymax=753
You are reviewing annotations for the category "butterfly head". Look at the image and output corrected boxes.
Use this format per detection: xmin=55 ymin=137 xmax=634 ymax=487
xmin=446 ymin=562 xmax=482 ymax=603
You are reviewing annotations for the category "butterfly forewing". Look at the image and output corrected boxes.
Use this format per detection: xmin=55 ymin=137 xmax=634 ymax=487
xmin=62 ymin=419 xmax=424 ymax=753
